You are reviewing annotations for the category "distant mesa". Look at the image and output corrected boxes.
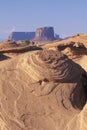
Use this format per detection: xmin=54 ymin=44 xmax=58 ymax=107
xmin=8 ymin=27 xmax=61 ymax=42
xmin=32 ymin=27 xmax=55 ymax=42
xmin=9 ymin=32 xmax=35 ymax=41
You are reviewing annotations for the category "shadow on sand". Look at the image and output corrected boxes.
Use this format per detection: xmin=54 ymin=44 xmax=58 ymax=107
xmin=0 ymin=53 xmax=10 ymax=61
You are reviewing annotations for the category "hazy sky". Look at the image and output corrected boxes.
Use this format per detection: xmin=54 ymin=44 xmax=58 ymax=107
xmin=0 ymin=0 xmax=87 ymax=39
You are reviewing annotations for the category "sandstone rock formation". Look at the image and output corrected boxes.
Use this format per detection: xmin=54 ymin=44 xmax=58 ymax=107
xmin=8 ymin=27 xmax=61 ymax=42
xmin=0 ymin=40 xmax=42 ymax=55
xmin=0 ymin=40 xmax=18 ymax=49
xmin=42 ymin=34 xmax=87 ymax=70
xmin=9 ymin=32 xmax=35 ymax=41
xmin=0 ymin=49 xmax=87 ymax=130
xmin=66 ymin=104 xmax=87 ymax=130
xmin=32 ymin=27 xmax=55 ymax=42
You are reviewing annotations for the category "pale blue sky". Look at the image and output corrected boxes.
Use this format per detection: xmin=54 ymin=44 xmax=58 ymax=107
xmin=0 ymin=0 xmax=87 ymax=39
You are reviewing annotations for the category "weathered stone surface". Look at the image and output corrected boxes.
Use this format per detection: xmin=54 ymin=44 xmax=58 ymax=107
xmin=0 ymin=49 xmax=87 ymax=130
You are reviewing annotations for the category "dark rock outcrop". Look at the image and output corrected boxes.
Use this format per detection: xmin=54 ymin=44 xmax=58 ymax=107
xmin=9 ymin=32 xmax=35 ymax=41
xmin=32 ymin=27 xmax=55 ymax=42
xmin=54 ymin=34 xmax=62 ymax=40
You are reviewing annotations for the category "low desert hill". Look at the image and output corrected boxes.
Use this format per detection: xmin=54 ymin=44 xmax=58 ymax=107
xmin=0 ymin=35 xmax=87 ymax=130
xmin=42 ymin=33 xmax=87 ymax=70
xmin=42 ymin=33 xmax=87 ymax=48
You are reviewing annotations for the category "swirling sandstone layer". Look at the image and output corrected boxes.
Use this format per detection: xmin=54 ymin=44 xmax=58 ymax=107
xmin=42 ymin=34 xmax=87 ymax=71
xmin=0 ymin=50 xmax=87 ymax=130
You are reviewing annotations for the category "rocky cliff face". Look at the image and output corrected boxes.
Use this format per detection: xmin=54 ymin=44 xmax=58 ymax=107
xmin=9 ymin=32 xmax=35 ymax=41
xmin=33 ymin=27 xmax=55 ymax=42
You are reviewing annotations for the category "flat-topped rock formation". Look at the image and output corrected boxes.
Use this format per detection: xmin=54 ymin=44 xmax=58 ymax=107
xmin=9 ymin=32 xmax=35 ymax=41
xmin=8 ymin=27 xmax=61 ymax=42
xmin=32 ymin=27 xmax=55 ymax=42
xmin=0 ymin=49 xmax=87 ymax=130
